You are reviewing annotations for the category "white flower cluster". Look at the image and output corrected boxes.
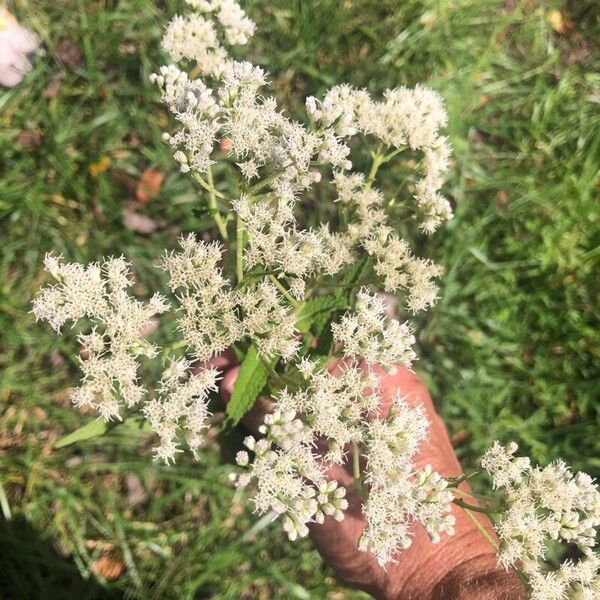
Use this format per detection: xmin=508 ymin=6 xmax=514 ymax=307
xmin=150 ymin=64 xmax=220 ymax=174
xmin=161 ymin=234 xmax=300 ymax=362
xmin=482 ymin=442 xmax=600 ymax=600
xmin=235 ymin=409 xmax=348 ymax=541
xmin=236 ymin=361 xmax=455 ymax=565
xmin=143 ymin=358 xmax=219 ymax=463
xmin=34 ymin=0 xmax=600 ymax=585
xmin=153 ymin=0 xmax=452 ymax=233
xmin=33 ymin=254 xmax=169 ymax=421
xmin=162 ymin=0 xmax=254 ymax=75
xmin=360 ymin=399 xmax=455 ymax=565
xmin=334 ymin=172 xmax=445 ymax=312
xmin=331 ymin=289 xmax=416 ymax=369
xmin=232 ymin=194 xmax=353 ymax=290
xmin=307 ymin=84 xmax=453 ymax=233
xmin=33 ymin=255 xmax=217 ymax=462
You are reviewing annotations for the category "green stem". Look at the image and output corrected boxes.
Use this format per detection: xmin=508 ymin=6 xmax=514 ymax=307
xmin=236 ymin=214 xmax=245 ymax=284
xmin=458 ymin=503 xmax=500 ymax=553
xmin=383 ymin=147 xmax=403 ymax=163
xmin=366 ymin=145 xmax=385 ymax=188
xmin=206 ymin=166 xmax=229 ymax=240
xmin=268 ymin=274 xmax=300 ymax=308
xmin=352 ymin=441 xmax=362 ymax=483
xmin=452 ymin=498 xmax=493 ymax=515
xmin=192 ymin=172 xmax=226 ymax=199
xmin=247 ymin=166 xmax=292 ymax=196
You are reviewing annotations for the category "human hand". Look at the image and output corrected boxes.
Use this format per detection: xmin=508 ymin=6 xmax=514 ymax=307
xmin=0 ymin=8 xmax=38 ymax=88
xmin=216 ymin=355 xmax=524 ymax=599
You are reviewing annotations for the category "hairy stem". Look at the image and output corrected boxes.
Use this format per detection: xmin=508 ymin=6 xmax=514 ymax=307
xmin=459 ymin=503 xmax=500 ymax=553
xmin=452 ymin=497 xmax=494 ymax=515
xmin=206 ymin=165 xmax=229 ymax=240
xmin=236 ymin=214 xmax=245 ymax=284
xmin=366 ymin=145 xmax=385 ymax=188
xmin=268 ymin=274 xmax=300 ymax=309
xmin=192 ymin=172 xmax=226 ymax=199
xmin=352 ymin=441 xmax=364 ymax=498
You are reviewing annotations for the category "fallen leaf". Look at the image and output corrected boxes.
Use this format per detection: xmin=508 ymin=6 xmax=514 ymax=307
xmin=50 ymin=349 xmax=64 ymax=368
xmin=16 ymin=130 xmax=43 ymax=149
xmin=56 ymin=37 xmax=83 ymax=70
xmin=122 ymin=208 xmax=157 ymax=234
xmin=136 ymin=168 xmax=164 ymax=204
xmin=450 ymin=429 xmax=470 ymax=447
xmin=125 ymin=473 xmax=146 ymax=505
xmin=92 ymin=554 xmax=126 ymax=581
xmin=43 ymin=76 xmax=62 ymax=99
xmin=547 ymin=10 xmax=574 ymax=34
xmin=496 ymin=189 xmax=509 ymax=205
xmin=89 ymin=156 xmax=111 ymax=177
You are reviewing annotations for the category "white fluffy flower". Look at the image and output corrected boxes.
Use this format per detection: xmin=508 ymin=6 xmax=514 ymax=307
xmin=482 ymin=442 xmax=600 ymax=598
xmin=33 ymin=254 xmax=169 ymax=421
xmin=143 ymin=358 xmax=219 ymax=463
xmin=161 ymin=235 xmax=241 ymax=361
xmin=361 ymin=397 xmax=454 ymax=564
xmin=332 ymin=289 xmax=416 ymax=369
xmin=235 ymin=409 xmax=348 ymax=539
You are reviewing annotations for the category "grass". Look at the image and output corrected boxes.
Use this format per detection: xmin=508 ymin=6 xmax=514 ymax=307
xmin=1 ymin=0 xmax=598 ymax=597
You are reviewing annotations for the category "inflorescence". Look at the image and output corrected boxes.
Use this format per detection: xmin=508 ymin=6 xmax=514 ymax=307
xmin=33 ymin=0 xmax=599 ymax=591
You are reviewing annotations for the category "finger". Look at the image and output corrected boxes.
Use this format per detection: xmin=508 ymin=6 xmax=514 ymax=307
xmin=198 ymin=348 xmax=237 ymax=372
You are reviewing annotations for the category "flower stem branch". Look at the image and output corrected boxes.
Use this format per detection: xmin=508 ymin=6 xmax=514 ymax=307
xmin=452 ymin=497 xmax=493 ymax=515
xmin=458 ymin=502 xmax=500 ymax=553
xmin=236 ymin=215 xmax=245 ymax=284
xmin=352 ymin=441 xmax=365 ymax=499
xmin=366 ymin=145 xmax=385 ymax=188
xmin=206 ymin=165 xmax=229 ymax=240
xmin=268 ymin=274 xmax=300 ymax=309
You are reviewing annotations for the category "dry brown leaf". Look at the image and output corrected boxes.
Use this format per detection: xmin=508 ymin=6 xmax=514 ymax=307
xmin=450 ymin=429 xmax=470 ymax=447
xmin=56 ymin=37 xmax=83 ymax=70
xmin=125 ymin=473 xmax=147 ymax=505
xmin=16 ymin=130 xmax=43 ymax=149
xmin=91 ymin=554 xmax=126 ymax=581
xmin=547 ymin=10 xmax=574 ymax=34
xmin=136 ymin=168 xmax=164 ymax=204
xmin=43 ymin=76 xmax=62 ymax=99
xmin=122 ymin=208 xmax=157 ymax=234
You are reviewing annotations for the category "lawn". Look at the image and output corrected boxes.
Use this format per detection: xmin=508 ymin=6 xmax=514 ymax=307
xmin=0 ymin=0 xmax=598 ymax=597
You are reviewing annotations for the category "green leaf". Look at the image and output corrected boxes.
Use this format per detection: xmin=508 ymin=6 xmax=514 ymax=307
xmin=55 ymin=419 xmax=107 ymax=448
xmin=295 ymin=295 xmax=349 ymax=334
xmin=339 ymin=257 xmax=372 ymax=304
xmin=226 ymin=346 xmax=269 ymax=425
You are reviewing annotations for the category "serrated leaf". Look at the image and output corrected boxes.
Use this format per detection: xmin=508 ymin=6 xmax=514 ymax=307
xmin=55 ymin=419 xmax=107 ymax=448
xmin=339 ymin=257 xmax=371 ymax=293
xmin=295 ymin=295 xmax=349 ymax=334
xmin=226 ymin=346 xmax=268 ymax=425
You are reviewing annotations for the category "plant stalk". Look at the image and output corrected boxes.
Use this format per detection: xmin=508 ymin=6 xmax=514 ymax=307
xmin=206 ymin=165 xmax=229 ymax=240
